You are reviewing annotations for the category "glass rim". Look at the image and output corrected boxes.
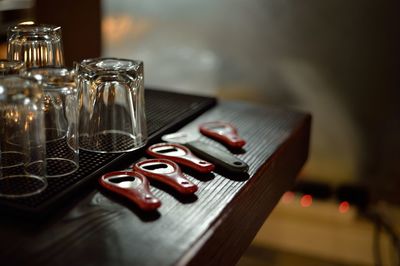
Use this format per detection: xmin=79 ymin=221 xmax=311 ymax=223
xmin=0 ymin=59 xmax=25 ymax=68
xmin=8 ymin=24 xmax=61 ymax=35
xmin=21 ymin=67 xmax=75 ymax=89
xmin=0 ymin=174 xmax=47 ymax=198
xmin=76 ymin=57 xmax=143 ymax=75
xmin=0 ymin=75 xmax=42 ymax=99
xmin=22 ymin=67 xmax=73 ymax=79
xmin=0 ymin=60 xmax=25 ymax=76
xmin=0 ymin=74 xmax=39 ymax=83
xmin=23 ymin=66 xmax=71 ymax=75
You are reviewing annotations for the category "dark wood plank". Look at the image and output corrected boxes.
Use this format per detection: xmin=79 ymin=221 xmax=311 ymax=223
xmin=0 ymin=101 xmax=310 ymax=266
xmin=182 ymin=104 xmax=310 ymax=266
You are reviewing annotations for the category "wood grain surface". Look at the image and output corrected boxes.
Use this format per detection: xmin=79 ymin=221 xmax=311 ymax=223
xmin=0 ymin=101 xmax=310 ymax=266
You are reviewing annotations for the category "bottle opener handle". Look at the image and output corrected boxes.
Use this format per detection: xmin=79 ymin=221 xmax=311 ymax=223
xmin=185 ymin=141 xmax=249 ymax=173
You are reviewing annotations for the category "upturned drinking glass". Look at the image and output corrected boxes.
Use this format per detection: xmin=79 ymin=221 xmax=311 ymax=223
xmin=7 ymin=24 xmax=65 ymax=68
xmin=22 ymin=67 xmax=79 ymax=177
xmin=76 ymin=58 xmax=147 ymax=153
xmin=0 ymin=76 xmax=47 ymax=197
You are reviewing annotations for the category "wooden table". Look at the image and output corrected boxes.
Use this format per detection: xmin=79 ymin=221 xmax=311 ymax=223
xmin=0 ymin=100 xmax=311 ymax=266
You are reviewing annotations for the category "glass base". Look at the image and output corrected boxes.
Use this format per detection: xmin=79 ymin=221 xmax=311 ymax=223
xmin=27 ymin=158 xmax=79 ymax=178
xmin=0 ymin=175 xmax=47 ymax=198
xmin=79 ymin=130 xmax=147 ymax=153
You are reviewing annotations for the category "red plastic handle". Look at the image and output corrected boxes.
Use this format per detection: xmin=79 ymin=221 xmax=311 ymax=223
xmin=134 ymin=159 xmax=198 ymax=195
xmin=199 ymin=121 xmax=246 ymax=149
xmin=100 ymin=171 xmax=161 ymax=211
xmin=146 ymin=143 xmax=214 ymax=173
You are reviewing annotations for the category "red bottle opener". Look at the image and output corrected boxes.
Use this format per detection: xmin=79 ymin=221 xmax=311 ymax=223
xmin=134 ymin=159 xmax=198 ymax=195
xmin=146 ymin=143 xmax=214 ymax=173
xmin=100 ymin=171 xmax=161 ymax=211
xmin=199 ymin=121 xmax=246 ymax=149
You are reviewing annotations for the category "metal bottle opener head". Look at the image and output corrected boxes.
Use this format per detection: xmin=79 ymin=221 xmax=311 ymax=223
xmin=146 ymin=143 xmax=214 ymax=173
xmin=100 ymin=171 xmax=161 ymax=211
xmin=134 ymin=158 xmax=198 ymax=195
xmin=161 ymin=132 xmax=197 ymax=144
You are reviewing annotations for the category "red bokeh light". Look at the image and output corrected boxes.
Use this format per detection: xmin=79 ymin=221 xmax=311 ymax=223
xmin=339 ymin=201 xmax=350 ymax=213
xmin=300 ymin=194 xmax=312 ymax=207
xmin=282 ymin=191 xmax=295 ymax=204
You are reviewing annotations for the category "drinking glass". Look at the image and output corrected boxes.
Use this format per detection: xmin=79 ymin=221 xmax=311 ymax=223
xmin=22 ymin=67 xmax=79 ymax=177
xmin=0 ymin=76 xmax=47 ymax=198
xmin=76 ymin=58 xmax=147 ymax=153
xmin=7 ymin=24 xmax=64 ymax=68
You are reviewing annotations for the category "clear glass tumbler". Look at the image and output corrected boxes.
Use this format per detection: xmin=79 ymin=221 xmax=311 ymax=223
xmin=76 ymin=58 xmax=147 ymax=153
xmin=22 ymin=67 xmax=79 ymax=177
xmin=7 ymin=24 xmax=64 ymax=68
xmin=0 ymin=76 xmax=47 ymax=198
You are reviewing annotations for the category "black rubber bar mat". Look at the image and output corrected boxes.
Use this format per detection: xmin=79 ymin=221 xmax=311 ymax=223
xmin=0 ymin=88 xmax=217 ymax=215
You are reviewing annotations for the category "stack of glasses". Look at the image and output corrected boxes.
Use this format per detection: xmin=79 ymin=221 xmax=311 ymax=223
xmin=0 ymin=23 xmax=147 ymax=198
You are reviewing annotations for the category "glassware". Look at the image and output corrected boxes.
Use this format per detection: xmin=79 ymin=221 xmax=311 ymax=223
xmin=0 ymin=59 xmax=24 ymax=76
xmin=22 ymin=67 xmax=79 ymax=177
xmin=76 ymin=58 xmax=147 ymax=153
xmin=7 ymin=24 xmax=64 ymax=68
xmin=0 ymin=76 xmax=47 ymax=198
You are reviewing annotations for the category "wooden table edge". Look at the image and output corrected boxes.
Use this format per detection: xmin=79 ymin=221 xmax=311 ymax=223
xmin=176 ymin=113 xmax=311 ymax=266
